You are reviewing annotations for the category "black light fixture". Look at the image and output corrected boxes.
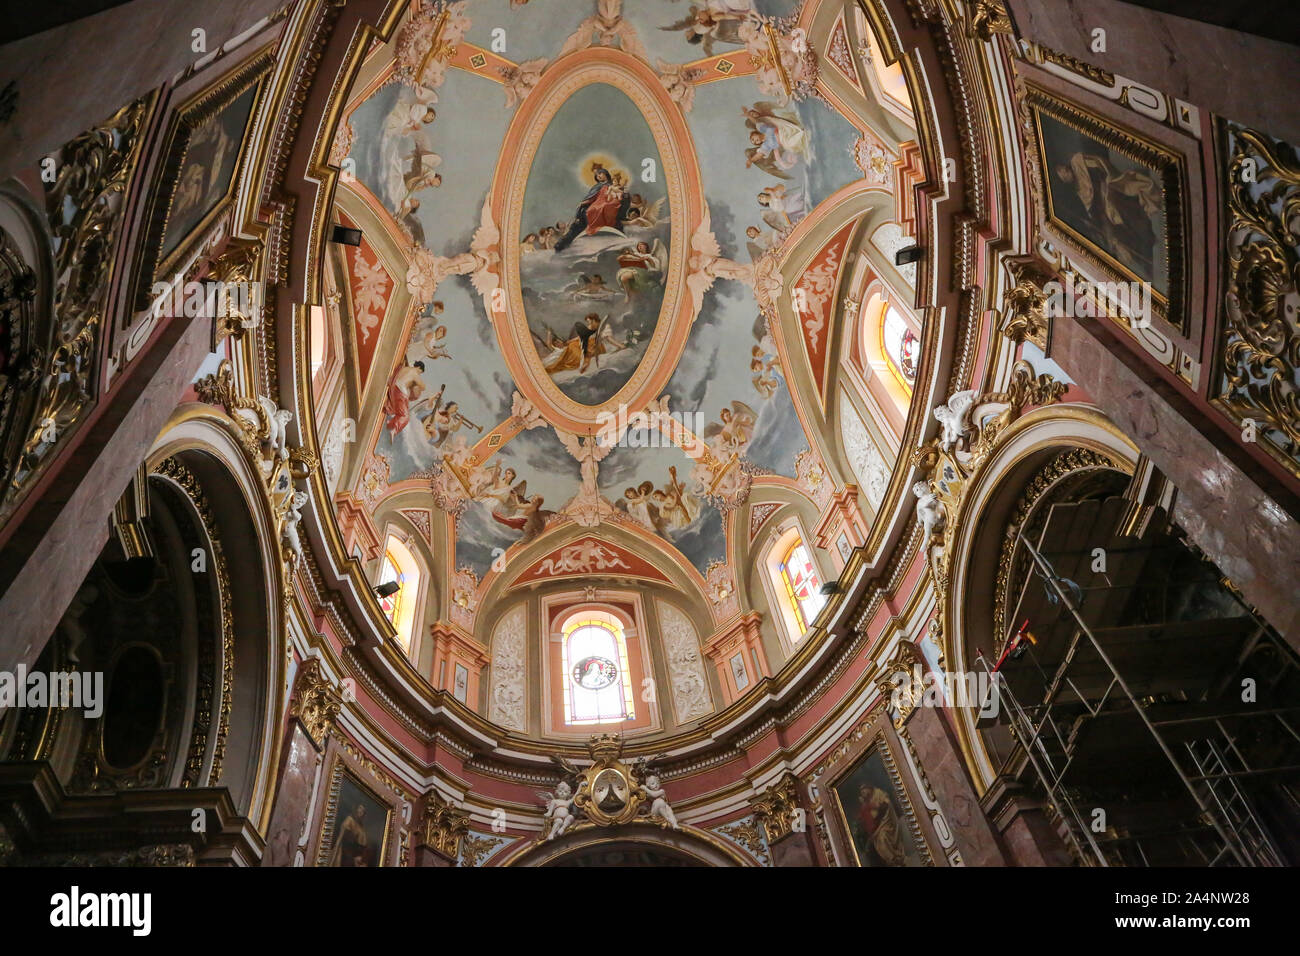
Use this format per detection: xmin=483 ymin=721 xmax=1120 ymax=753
xmin=819 ymin=580 xmax=840 ymax=596
xmin=331 ymin=225 xmax=363 ymax=246
xmin=374 ymin=580 xmax=401 ymax=599
xmin=895 ymin=245 xmax=924 ymax=266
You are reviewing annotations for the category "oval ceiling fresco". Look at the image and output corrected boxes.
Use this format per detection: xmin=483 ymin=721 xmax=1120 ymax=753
xmin=492 ymin=49 xmax=701 ymax=431
xmin=518 ymin=83 xmax=671 ymax=407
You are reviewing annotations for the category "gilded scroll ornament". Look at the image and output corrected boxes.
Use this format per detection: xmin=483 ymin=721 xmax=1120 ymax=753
xmin=4 ymin=97 xmax=152 ymax=513
xmin=750 ymin=771 xmax=802 ymax=843
xmin=421 ymin=791 xmax=470 ymax=858
xmin=1216 ymin=124 xmax=1300 ymax=476
xmin=290 ymin=658 xmax=343 ymax=747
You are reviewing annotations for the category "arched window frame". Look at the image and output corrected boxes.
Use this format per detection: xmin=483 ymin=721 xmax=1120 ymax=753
xmin=853 ymin=286 xmax=920 ymax=419
xmin=542 ymin=596 xmax=658 ymax=738
xmin=852 ymin=7 xmax=915 ymax=124
xmin=374 ymin=529 xmax=426 ymax=660
xmin=881 ymin=303 xmax=918 ymax=388
xmin=759 ymin=518 xmax=829 ymax=654
xmin=558 ymin=610 xmax=636 ymax=726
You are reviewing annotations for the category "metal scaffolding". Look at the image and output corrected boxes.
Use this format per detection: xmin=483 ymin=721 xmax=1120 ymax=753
xmin=978 ymin=528 xmax=1300 ymax=867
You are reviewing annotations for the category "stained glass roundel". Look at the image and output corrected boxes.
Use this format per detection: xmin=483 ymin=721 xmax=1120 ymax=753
xmin=573 ymin=655 xmax=619 ymax=690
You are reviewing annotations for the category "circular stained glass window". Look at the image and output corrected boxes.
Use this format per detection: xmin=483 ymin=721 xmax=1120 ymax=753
xmin=573 ymin=655 xmax=618 ymax=690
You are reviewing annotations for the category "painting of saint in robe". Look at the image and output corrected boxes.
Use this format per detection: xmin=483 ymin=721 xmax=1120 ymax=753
xmin=1037 ymin=110 xmax=1170 ymax=293
xmin=553 ymin=162 xmax=632 ymax=251
xmin=537 ymin=313 xmax=624 ymax=376
xmin=833 ymin=747 xmax=924 ymax=866
xmin=324 ymin=774 xmax=390 ymax=867
xmin=163 ymin=84 xmax=259 ymax=261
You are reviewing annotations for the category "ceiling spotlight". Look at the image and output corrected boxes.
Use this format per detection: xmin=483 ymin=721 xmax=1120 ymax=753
xmin=895 ymin=245 xmax=924 ymax=266
xmin=374 ymin=580 xmax=401 ymax=599
xmin=819 ymin=580 xmax=839 ymax=596
xmin=331 ymin=225 xmax=363 ymax=246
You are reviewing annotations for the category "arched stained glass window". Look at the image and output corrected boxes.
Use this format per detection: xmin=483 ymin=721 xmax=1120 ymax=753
xmin=560 ymin=614 xmax=635 ymax=725
xmin=779 ymin=540 xmax=826 ymax=633
xmin=882 ymin=305 xmax=918 ymax=386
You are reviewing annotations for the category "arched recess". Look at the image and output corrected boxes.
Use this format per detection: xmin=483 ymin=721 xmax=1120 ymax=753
xmin=146 ymin=409 xmax=288 ymax=830
xmin=942 ymin=406 xmax=1139 ymax=792
xmin=500 ymin=826 xmax=755 ymax=867
xmin=1 ymin=469 xmax=230 ymax=801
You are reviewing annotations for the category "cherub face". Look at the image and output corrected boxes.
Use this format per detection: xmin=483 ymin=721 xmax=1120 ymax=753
xmin=431 ymin=173 xmax=442 ymax=186
xmin=746 ymin=226 xmax=760 ymax=239
xmin=750 ymin=131 xmax=764 ymax=146
xmin=646 ymin=774 xmax=660 ymax=788
xmin=556 ymin=782 xmax=571 ymax=798
xmin=636 ymin=241 xmax=649 ymax=252
xmin=432 ymin=301 xmax=444 ymax=313
xmin=423 ymin=107 xmax=436 ymax=124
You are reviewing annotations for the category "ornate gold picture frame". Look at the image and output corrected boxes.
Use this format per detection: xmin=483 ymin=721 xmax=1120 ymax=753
xmin=315 ymin=760 xmax=395 ymax=867
xmin=1026 ymin=85 xmax=1187 ymax=331
xmin=825 ymin=734 xmax=930 ymax=866
xmin=134 ymin=48 xmax=273 ymax=308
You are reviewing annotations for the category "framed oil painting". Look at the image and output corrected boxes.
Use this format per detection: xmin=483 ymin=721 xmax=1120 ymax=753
xmin=829 ymin=740 xmax=926 ymax=867
xmin=317 ymin=764 xmax=393 ymax=867
xmin=1026 ymin=86 xmax=1186 ymax=325
xmin=135 ymin=48 xmax=272 ymax=308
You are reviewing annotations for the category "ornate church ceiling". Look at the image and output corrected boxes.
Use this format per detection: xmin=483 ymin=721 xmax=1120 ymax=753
xmin=325 ymin=0 xmax=886 ymax=597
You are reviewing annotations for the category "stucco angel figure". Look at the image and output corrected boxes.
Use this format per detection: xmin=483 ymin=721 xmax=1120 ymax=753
xmin=282 ymin=491 xmax=309 ymax=563
xmin=934 ymin=390 xmax=977 ymax=453
xmin=240 ymin=396 xmax=292 ymax=463
xmin=539 ymin=781 xmax=579 ymax=841
xmin=913 ymin=481 xmax=946 ymax=539
xmin=642 ymin=774 xmax=680 ymax=830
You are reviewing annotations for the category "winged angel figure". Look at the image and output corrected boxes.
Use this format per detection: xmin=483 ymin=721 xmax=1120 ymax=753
xmin=405 ymin=198 xmax=501 ymax=305
xmin=537 ymin=754 xmax=585 ymax=841
xmin=662 ymin=1 xmax=758 ymax=57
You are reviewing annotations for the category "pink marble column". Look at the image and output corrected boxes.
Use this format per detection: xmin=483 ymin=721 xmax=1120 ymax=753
xmin=1052 ymin=314 xmax=1300 ymax=652
xmin=904 ymin=706 xmax=1008 ymax=866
